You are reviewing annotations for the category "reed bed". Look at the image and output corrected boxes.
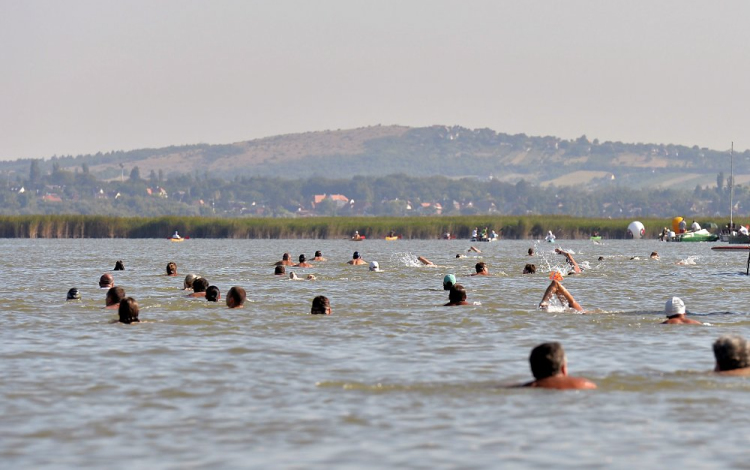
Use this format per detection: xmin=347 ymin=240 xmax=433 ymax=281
xmin=0 ymin=215 xmax=728 ymax=239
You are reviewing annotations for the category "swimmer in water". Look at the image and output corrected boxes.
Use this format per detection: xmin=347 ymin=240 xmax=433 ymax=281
xmin=369 ymin=261 xmax=383 ymax=272
xmin=713 ymin=335 xmax=750 ymax=376
xmin=417 ymin=256 xmax=434 ymax=265
xmin=311 ymin=295 xmax=331 ymax=315
xmin=274 ymin=253 xmax=295 ymax=266
xmin=105 ymin=286 xmax=126 ymax=309
xmin=444 ymin=284 xmax=470 ymax=306
xmin=67 ymin=288 xmax=81 ymax=301
xmin=296 ymin=254 xmax=313 ymax=268
xmin=650 ymin=251 xmax=659 ymax=260
xmin=274 ymin=265 xmax=286 ymax=276
xmin=468 ymin=246 xmax=482 ymax=253
xmin=226 ymin=286 xmax=246 ymax=309
xmin=471 ymin=262 xmax=489 ymax=276
xmin=187 ymin=278 xmax=209 ymax=298
xmin=523 ymin=264 xmax=536 ymax=274
xmin=443 ymin=274 xmax=456 ymax=290
xmin=555 ymin=248 xmax=581 ymax=274
xmin=99 ymin=273 xmax=114 ymax=289
xmin=118 ymin=297 xmax=140 ymax=324
xmin=114 ymin=260 xmax=125 ymax=271
xmin=661 ymin=297 xmax=702 ymax=325
xmin=348 ymin=251 xmax=367 ymax=265
xmin=312 ymin=250 xmax=327 ymax=262
xmin=528 ymin=248 xmax=534 ymax=256
xmin=539 ymin=279 xmax=583 ymax=312
xmin=166 ymin=262 xmax=177 ymax=276
xmin=515 ymin=342 xmax=596 ymax=390
xmin=183 ymin=274 xmax=200 ymax=290
xmin=205 ymin=285 xmax=220 ymax=302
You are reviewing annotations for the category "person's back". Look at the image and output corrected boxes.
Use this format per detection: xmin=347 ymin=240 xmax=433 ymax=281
xmin=348 ymin=251 xmax=367 ymax=265
xmin=296 ymin=254 xmax=313 ymax=268
xmin=521 ymin=342 xmax=596 ymax=390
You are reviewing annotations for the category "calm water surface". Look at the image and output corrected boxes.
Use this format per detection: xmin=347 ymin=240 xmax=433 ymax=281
xmin=1 ymin=238 xmax=750 ymax=468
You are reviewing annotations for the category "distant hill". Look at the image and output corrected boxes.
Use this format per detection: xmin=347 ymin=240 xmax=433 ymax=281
xmin=1 ymin=125 xmax=744 ymax=189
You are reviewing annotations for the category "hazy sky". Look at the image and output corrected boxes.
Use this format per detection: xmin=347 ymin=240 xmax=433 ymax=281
xmin=1 ymin=0 xmax=749 ymax=160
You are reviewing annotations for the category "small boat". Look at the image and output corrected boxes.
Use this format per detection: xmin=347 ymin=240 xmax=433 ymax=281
xmin=169 ymin=237 xmax=185 ymax=242
xmin=351 ymin=236 xmax=365 ymax=241
xmin=385 ymin=236 xmax=399 ymax=241
xmin=470 ymin=236 xmax=497 ymax=242
xmin=590 ymin=236 xmax=602 ymax=241
xmin=675 ymin=229 xmax=719 ymax=242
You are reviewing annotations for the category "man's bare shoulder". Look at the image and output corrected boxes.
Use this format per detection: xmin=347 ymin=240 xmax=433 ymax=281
xmin=524 ymin=376 xmax=597 ymax=390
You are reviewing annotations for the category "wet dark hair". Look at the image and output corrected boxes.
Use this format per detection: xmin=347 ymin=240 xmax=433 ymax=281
xmin=118 ymin=297 xmax=140 ymax=324
xmin=714 ymin=335 xmax=750 ymax=371
xmin=206 ymin=285 xmax=220 ymax=302
xmin=166 ymin=262 xmax=177 ymax=275
xmin=106 ymin=286 xmax=126 ymax=306
xmin=529 ymin=342 xmax=566 ymax=380
xmin=275 ymin=265 xmax=286 ymax=275
xmin=315 ymin=250 xmax=322 ymax=257
xmin=227 ymin=286 xmax=246 ymax=308
xmin=67 ymin=288 xmax=81 ymax=300
xmin=448 ymin=285 xmax=467 ymax=304
xmin=475 ymin=262 xmax=487 ymax=273
xmin=523 ymin=264 xmax=536 ymax=274
xmin=353 ymin=251 xmax=360 ymax=259
xmin=528 ymin=248 xmax=534 ymax=256
xmin=282 ymin=253 xmax=290 ymax=261
xmin=114 ymin=260 xmax=125 ymax=271
xmin=99 ymin=273 xmax=114 ymax=288
xmin=311 ymin=295 xmax=330 ymax=315
xmin=192 ymin=277 xmax=209 ymax=293
xmin=299 ymin=254 xmax=306 ymax=262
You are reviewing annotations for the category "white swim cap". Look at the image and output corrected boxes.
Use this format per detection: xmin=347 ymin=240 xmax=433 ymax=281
xmin=665 ymin=297 xmax=686 ymax=316
xmin=369 ymin=261 xmax=382 ymax=272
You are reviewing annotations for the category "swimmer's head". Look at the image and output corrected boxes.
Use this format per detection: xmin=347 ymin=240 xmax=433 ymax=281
xmin=353 ymin=251 xmax=360 ymax=259
xmin=290 ymin=272 xmax=298 ymax=280
xmin=299 ymin=254 xmax=306 ymax=263
xmin=665 ymin=297 xmax=686 ymax=317
xmin=443 ymin=274 xmax=456 ymax=290
xmin=282 ymin=252 xmax=290 ymax=261
xmin=528 ymin=248 xmax=534 ymax=256
xmin=369 ymin=261 xmax=382 ymax=272
xmin=275 ymin=265 xmax=286 ymax=275
xmin=99 ymin=273 xmax=114 ymax=288
xmin=306 ymin=274 xmax=316 ymax=280
xmin=67 ymin=288 xmax=81 ymax=300
xmin=311 ymin=295 xmax=331 ymax=315
xmin=114 ymin=260 xmax=124 ymax=271
xmin=192 ymin=277 xmax=209 ymax=293
xmin=315 ymin=250 xmax=322 ymax=257
xmin=184 ymin=274 xmax=199 ymax=290
xmin=118 ymin=297 xmax=140 ymax=324
xmin=523 ymin=264 xmax=536 ymax=274
xmin=206 ymin=285 xmax=220 ymax=302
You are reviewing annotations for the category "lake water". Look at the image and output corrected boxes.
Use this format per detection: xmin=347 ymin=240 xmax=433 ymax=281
xmin=1 ymin=237 xmax=749 ymax=468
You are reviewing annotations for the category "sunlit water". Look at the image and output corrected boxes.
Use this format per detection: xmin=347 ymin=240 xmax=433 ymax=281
xmin=2 ymin=237 xmax=750 ymax=468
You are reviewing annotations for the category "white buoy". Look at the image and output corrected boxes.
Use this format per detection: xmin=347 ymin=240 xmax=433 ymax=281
xmin=628 ymin=221 xmax=645 ymax=239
